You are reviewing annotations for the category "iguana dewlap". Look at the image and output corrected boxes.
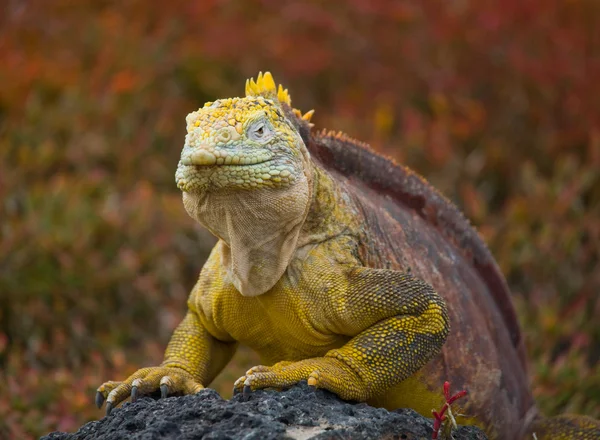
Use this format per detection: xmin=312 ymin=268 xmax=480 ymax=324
xmin=96 ymin=73 xmax=600 ymax=440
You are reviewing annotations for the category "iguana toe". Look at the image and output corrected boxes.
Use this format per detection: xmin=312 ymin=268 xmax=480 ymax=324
xmin=105 ymin=384 xmax=132 ymax=414
xmin=307 ymin=371 xmax=320 ymax=387
xmin=233 ymin=375 xmax=247 ymax=390
xmin=245 ymin=365 xmax=271 ymax=375
xmin=95 ymin=380 xmax=121 ymax=410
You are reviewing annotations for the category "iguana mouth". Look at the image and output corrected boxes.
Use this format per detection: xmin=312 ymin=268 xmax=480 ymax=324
xmin=181 ymin=160 xmax=273 ymax=168
xmin=180 ymin=150 xmax=272 ymax=167
xmin=175 ymin=153 xmax=292 ymax=192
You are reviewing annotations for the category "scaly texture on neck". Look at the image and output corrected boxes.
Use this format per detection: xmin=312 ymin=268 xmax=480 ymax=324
xmin=182 ymin=160 xmax=312 ymax=297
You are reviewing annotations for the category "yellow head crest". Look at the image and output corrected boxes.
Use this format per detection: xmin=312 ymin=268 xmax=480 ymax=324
xmin=245 ymin=71 xmax=291 ymax=106
xmin=245 ymin=72 xmax=314 ymax=123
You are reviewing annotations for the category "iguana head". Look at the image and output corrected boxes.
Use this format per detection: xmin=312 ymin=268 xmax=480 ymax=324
xmin=176 ymin=73 xmax=315 ymax=297
xmin=175 ymin=72 xmax=313 ymax=194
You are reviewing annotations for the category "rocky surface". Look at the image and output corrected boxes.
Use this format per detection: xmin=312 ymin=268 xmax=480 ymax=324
xmin=42 ymin=382 xmax=486 ymax=440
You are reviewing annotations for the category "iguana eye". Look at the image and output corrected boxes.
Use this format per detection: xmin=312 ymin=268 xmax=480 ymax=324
xmin=248 ymin=122 xmax=271 ymax=142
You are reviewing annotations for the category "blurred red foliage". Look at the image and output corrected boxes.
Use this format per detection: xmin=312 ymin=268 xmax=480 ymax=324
xmin=0 ymin=1 xmax=598 ymax=438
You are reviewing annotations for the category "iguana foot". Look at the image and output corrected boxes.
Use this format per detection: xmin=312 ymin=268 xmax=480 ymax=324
xmin=96 ymin=366 xmax=203 ymax=415
xmin=233 ymin=357 xmax=369 ymax=401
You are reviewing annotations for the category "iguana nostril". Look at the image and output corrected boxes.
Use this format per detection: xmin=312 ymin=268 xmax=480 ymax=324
xmin=217 ymin=126 xmax=240 ymax=143
xmin=219 ymin=131 xmax=231 ymax=142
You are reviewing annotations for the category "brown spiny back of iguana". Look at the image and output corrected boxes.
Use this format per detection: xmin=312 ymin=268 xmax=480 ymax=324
xmin=296 ymin=106 xmax=598 ymax=440
xmin=292 ymin=118 xmax=535 ymax=437
xmin=307 ymin=124 xmax=526 ymax=365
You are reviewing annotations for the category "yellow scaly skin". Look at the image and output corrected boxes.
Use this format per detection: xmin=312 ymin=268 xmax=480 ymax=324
xmin=96 ymin=72 xmax=449 ymax=413
xmin=96 ymin=73 xmax=600 ymax=440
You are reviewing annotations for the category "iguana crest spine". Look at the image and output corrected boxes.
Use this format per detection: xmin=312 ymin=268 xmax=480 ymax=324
xmin=246 ymin=71 xmax=314 ymax=123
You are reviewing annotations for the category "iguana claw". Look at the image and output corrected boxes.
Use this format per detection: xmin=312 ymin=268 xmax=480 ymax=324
xmin=95 ymin=391 xmax=104 ymax=409
xmin=130 ymin=387 xmax=138 ymax=403
xmin=160 ymin=375 xmax=174 ymax=398
xmin=160 ymin=384 xmax=169 ymax=398
xmin=130 ymin=378 xmax=143 ymax=403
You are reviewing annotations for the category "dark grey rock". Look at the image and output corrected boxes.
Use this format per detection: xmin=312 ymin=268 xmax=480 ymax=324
xmin=42 ymin=382 xmax=486 ymax=440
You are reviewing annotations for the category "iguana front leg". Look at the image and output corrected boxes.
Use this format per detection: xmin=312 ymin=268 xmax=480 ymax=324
xmin=234 ymin=267 xmax=449 ymax=401
xmin=96 ymin=303 xmax=237 ymax=414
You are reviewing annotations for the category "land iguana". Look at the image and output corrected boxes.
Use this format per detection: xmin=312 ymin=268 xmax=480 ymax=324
xmin=96 ymin=73 xmax=600 ymax=439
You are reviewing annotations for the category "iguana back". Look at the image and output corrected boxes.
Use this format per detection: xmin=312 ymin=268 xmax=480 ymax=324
xmin=310 ymin=129 xmax=525 ymax=361
xmin=302 ymin=127 xmax=534 ymax=437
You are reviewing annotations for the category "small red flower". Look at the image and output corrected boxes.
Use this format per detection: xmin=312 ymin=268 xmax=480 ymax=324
xmin=431 ymin=381 xmax=468 ymax=440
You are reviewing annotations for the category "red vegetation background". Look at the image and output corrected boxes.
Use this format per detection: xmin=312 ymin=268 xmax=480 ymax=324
xmin=0 ymin=1 xmax=598 ymax=438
